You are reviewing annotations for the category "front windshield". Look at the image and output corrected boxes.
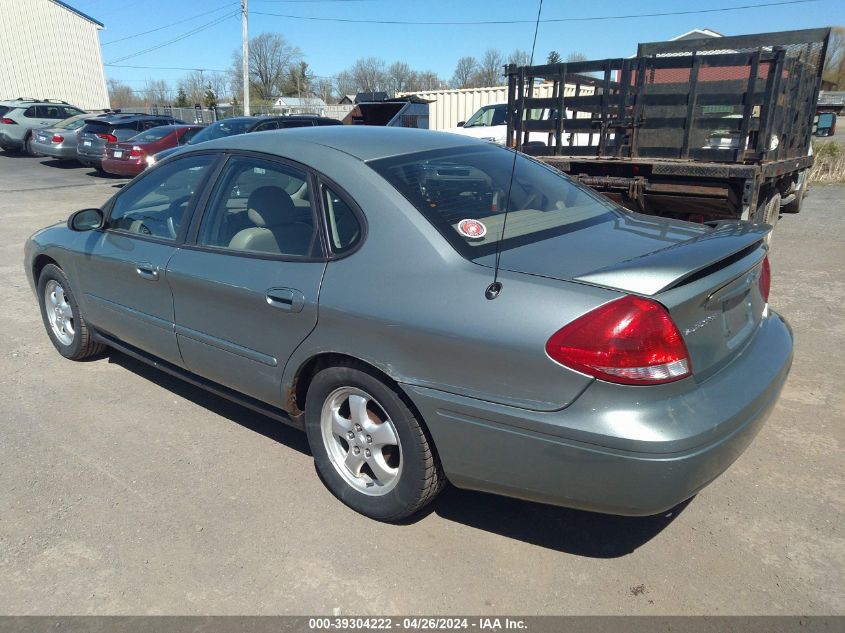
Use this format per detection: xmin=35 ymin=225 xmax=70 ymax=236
xmin=464 ymin=104 xmax=507 ymax=127
xmin=188 ymin=119 xmax=252 ymax=144
xmin=370 ymin=145 xmax=617 ymax=259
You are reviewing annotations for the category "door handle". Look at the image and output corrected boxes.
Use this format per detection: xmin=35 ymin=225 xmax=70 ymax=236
xmin=135 ymin=263 xmax=159 ymax=281
xmin=266 ymin=288 xmax=305 ymax=313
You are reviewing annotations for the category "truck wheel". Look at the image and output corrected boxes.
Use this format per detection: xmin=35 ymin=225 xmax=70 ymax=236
xmin=781 ymin=178 xmax=806 ymax=214
xmin=304 ymin=362 xmax=445 ymax=521
xmin=753 ymin=193 xmax=781 ymax=246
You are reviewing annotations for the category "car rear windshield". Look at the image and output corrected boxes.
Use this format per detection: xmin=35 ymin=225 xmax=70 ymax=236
xmin=129 ymin=127 xmax=175 ymax=143
xmin=54 ymin=115 xmax=87 ymax=130
xmin=369 ymin=145 xmax=618 ymax=259
xmin=81 ymin=120 xmax=111 ymax=134
xmin=188 ymin=119 xmax=252 ymax=144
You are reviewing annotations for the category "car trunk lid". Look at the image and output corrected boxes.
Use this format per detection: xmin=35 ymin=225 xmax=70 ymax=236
xmin=479 ymin=215 xmax=770 ymax=378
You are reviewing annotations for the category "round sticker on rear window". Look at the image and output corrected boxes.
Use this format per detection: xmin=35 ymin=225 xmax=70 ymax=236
xmin=457 ymin=219 xmax=487 ymax=239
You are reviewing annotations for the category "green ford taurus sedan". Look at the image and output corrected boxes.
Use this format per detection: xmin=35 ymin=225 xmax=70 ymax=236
xmin=24 ymin=127 xmax=793 ymax=521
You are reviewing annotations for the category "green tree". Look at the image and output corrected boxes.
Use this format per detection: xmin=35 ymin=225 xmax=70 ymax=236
xmin=204 ymin=88 xmax=218 ymax=108
xmin=175 ymin=87 xmax=189 ymax=107
xmin=547 ymin=51 xmax=562 ymax=65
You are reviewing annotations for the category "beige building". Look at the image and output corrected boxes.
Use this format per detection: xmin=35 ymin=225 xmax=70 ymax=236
xmin=0 ymin=0 xmax=108 ymax=110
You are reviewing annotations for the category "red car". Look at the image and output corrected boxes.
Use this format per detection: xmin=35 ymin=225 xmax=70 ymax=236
xmin=101 ymin=125 xmax=203 ymax=177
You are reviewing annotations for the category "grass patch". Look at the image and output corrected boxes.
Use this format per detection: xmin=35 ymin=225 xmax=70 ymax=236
xmin=810 ymin=141 xmax=845 ymax=183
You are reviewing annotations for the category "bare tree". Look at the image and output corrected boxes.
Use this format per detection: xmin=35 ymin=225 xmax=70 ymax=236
xmin=314 ymin=77 xmax=335 ymax=104
xmin=824 ymin=26 xmax=845 ymax=89
xmin=507 ymin=49 xmax=532 ymax=67
xmin=350 ymin=57 xmax=387 ymax=93
xmin=408 ymin=70 xmax=442 ymax=92
xmin=386 ymin=61 xmax=414 ymax=96
xmin=107 ymin=79 xmax=141 ymax=109
xmin=566 ymin=51 xmax=588 ymax=63
xmin=143 ymin=79 xmax=171 ymax=105
xmin=474 ymin=49 xmax=505 ymax=87
xmin=334 ymin=70 xmax=357 ymax=100
xmin=452 ymin=56 xmax=478 ymax=89
xmin=230 ymin=32 xmax=302 ymax=103
xmin=547 ymin=51 xmax=562 ymax=65
xmin=179 ymin=70 xmax=208 ymax=106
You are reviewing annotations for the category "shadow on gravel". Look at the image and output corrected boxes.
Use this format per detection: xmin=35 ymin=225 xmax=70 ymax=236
xmin=106 ymin=350 xmax=311 ymax=456
xmin=429 ymin=487 xmax=690 ymax=557
xmin=103 ymin=349 xmax=687 ymax=554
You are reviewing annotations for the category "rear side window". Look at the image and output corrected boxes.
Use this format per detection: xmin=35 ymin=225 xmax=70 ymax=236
xmin=369 ymin=145 xmax=617 ymax=259
xmin=62 ymin=107 xmax=85 ymax=117
xmin=0 ymin=106 xmax=9 ymax=117
xmin=23 ymin=107 xmax=37 ymax=118
xmin=322 ymin=185 xmax=361 ymax=254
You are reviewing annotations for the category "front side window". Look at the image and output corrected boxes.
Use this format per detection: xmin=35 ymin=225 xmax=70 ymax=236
xmin=109 ymin=154 xmax=215 ymax=240
xmin=197 ymin=156 xmax=318 ymax=257
xmin=370 ymin=145 xmax=618 ymax=260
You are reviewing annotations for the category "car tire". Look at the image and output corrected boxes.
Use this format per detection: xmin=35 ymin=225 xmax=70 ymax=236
xmin=304 ymin=362 xmax=445 ymax=521
xmin=24 ymin=133 xmax=36 ymax=157
xmin=37 ymin=264 xmax=105 ymax=361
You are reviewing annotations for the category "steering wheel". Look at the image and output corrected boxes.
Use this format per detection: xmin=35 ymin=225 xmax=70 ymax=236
xmin=166 ymin=194 xmax=192 ymax=239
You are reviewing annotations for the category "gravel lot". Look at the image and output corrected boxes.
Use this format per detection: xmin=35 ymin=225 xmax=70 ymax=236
xmin=0 ymin=152 xmax=843 ymax=615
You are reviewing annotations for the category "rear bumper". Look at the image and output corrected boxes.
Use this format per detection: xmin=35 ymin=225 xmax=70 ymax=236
xmin=34 ymin=141 xmax=78 ymax=159
xmin=76 ymin=147 xmax=104 ymax=167
xmin=0 ymin=131 xmax=23 ymax=150
xmin=101 ymin=158 xmax=144 ymax=176
xmin=404 ymin=311 xmax=793 ymax=516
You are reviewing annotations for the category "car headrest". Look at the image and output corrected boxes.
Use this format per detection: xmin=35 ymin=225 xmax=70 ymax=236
xmin=246 ymin=186 xmax=297 ymax=228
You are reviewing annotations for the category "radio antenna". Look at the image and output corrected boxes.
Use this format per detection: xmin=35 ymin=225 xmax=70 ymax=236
xmin=486 ymin=0 xmax=544 ymax=301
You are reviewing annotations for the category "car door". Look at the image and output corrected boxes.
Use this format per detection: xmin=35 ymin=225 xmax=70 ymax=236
xmin=75 ymin=153 xmax=219 ymax=366
xmin=166 ymin=154 xmax=327 ymax=407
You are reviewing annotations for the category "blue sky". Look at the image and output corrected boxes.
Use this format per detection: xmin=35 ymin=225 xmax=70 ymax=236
xmin=71 ymin=0 xmax=843 ymax=92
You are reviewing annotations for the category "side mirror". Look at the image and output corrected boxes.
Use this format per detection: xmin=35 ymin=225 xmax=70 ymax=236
xmin=456 ymin=121 xmax=466 ymax=127
xmin=68 ymin=208 xmax=104 ymax=231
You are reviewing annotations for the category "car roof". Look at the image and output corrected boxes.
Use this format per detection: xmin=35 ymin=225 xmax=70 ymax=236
xmin=201 ymin=125 xmax=483 ymax=162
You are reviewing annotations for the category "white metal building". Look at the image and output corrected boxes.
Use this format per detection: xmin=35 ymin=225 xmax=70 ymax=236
xmin=0 ymin=0 xmax=108 ymax=110
xmin=398 ymin=83 xmax=595 ymax=131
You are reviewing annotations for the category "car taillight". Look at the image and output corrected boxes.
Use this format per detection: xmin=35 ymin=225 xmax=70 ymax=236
xmin=51 ymin=135 xmax=64 ymax=143
xmin=96 ymin=133 xmax=117 ymax=143
xmin=129 ymin=146 xmax=145 ymax=159
xmin=0 ymin=118 xmax=16 ymax=124
xmin=759 ymin=256 xmax=771 ymax=303
xmin=545 ymin=295 xmax=691 ymax=385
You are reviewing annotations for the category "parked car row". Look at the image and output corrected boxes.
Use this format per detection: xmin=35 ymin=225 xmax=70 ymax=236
xmin=2 ymin=99 xmax=345 ymax=179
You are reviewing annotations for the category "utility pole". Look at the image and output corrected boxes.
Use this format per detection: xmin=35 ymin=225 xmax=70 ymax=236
xmin=241 ymin=0 xmax=249 ymax=116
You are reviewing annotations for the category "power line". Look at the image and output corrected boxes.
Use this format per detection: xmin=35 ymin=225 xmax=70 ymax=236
xmin=106 ymin=11 xmax=240 ymax=64
xmin=102 ymin=3 xmax=238 ymax=45
xmin=252 ymin=0 xmax=819 ymax=25
xmin=106 ymin=64 xmax=230 ymax=73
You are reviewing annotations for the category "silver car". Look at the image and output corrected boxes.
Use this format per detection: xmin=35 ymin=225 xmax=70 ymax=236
xmin=0 ymin=99 xmax=86 ymax=154
xmin=30 ymin=113 xmax=95 ymax=160
xmin=24 ymin=127 xmax=793 ymax=521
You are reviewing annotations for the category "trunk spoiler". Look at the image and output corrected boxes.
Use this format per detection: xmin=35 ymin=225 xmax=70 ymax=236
xmin=574 ymin=222 xmax=769 ymax=296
